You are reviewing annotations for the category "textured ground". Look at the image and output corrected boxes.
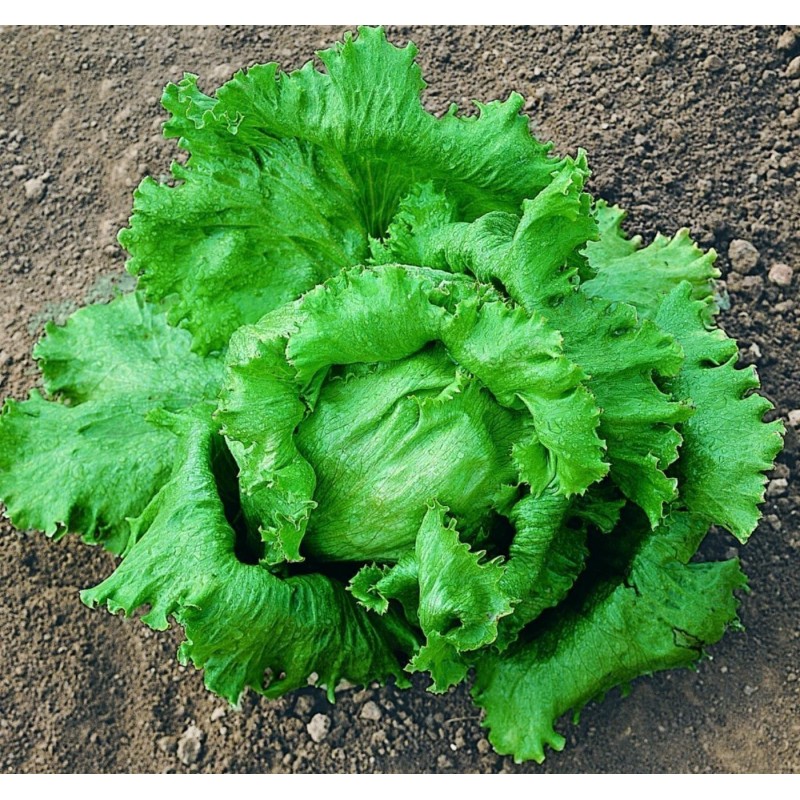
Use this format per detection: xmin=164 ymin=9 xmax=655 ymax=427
xmin=0 ymin=25 xmax=798 ymax=773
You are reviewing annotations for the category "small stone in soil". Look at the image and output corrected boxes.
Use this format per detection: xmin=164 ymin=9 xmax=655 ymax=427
xmin=767 ymin=478 xmax=788 ymax=497
xmin=177 ymin=725 xmax=204 ymax=765
xmin=23 ymin=177 xmax=46 ymax=202
xmin=210 ymin=706 xmax=226 ymax=722
xmin=156 ymin=735 xmax=176 ymax=754
xmin=703 ymin=54 xmax=725 ymax=72
xmin=768 ymin=263 xmax=793 ymax=286
xmin=728 ymin=239 xmax=760 ymax=274
xmin=307 ymin=713 xmax=331 ymax=743
xmin=360 ymin=701 xmax=382 ymax=722
xmin=777 ymin=30 xmax=797 ymax=51
xmin=787 ymin=409 xmax=800 ymax=428
xmin=765 ymin=514 xmax=782 ymax=531
xmin=786 ymin=56 xmax=800 ymax=79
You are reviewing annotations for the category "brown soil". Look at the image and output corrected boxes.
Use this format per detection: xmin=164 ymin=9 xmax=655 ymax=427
xmin=0 ymin=25 xmax=798 ymax=774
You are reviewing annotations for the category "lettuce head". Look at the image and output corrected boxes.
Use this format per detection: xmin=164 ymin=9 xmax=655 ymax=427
xmin=0 ymin=28 xmax=783 ymax=764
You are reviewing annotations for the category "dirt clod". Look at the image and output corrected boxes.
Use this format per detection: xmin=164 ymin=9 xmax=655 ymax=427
xmin=23 ymin=176 xmax=46 ymax=203
xmin=360 ymin=701 xmax=383 ymax=722
xmin=176 ymin=726 xmax=204 ymax=766
xmin=703 ymin=54 xmax=725 ymax=72
xmin=777 ymin=30 xmax=797 ymax=51
xmin=307 ymin=713 xmax=331 ymax=743
xmin=294 ymin=695 xmax=315 ymax=717
xmin=767 ymin=478 xmax=788 ymax=497
xmin=768 ymin=262 xmax=794 ymax=286
xmin=728 ymin=239 xmax=760 ymax=274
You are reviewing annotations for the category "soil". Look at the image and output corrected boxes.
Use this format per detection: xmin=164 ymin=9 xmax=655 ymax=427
xmin=1 ymin=25 xmax=798 ymax=774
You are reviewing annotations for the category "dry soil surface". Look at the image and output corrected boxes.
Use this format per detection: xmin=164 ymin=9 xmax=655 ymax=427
xmin=0 ymin=25 xmax=799 ymax=774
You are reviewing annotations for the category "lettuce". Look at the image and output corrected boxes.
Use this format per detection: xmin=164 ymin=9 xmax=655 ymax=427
xmin=0 ymin=28 xmax=783 ymax=764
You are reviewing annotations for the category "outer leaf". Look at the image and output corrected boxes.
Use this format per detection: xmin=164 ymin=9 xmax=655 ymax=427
xmin=583 ymin=199 xmax=640 ymax=264
xmin=432 ymin=155 xmax=596 ymax=308
xmin=583 ymin=201 xmax=720 ymax=319
xmin=214 ymin=305 xmax=316 ymax=565
xmin=473 ymin=512 xmax=746 ymax=763
xmin=553 ymin=293 xmax=691 ymax=525
xmin=655 ymin=283 xmax=784 ymax=540
xmin=121 ymin=26 xmax=565 ymax=352
xmin=0 ymin=293 xmax=222 ymax=554
xmin=122 ymin=134 xmax=367 ymax=355
xmin=81 ymin=415 xmax=415 ymax=703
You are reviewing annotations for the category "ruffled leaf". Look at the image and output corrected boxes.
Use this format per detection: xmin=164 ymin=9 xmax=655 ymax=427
xmin=494 ymin=491 xmax=587 ymax=650
xmin=220 ymin=265 xmax=605 ymax=565
xmin=407 ymin=502 xmax=512 ymax=691
xmin=384 ymin=155 xmax=596 ymax=309
xmin=348 ymin=564 xmax=392 ymax=615
xmin=383 ymin=190 xmax=685 ymax=518
xmin=121 ymin=26 xmax=565 ymax=352
xmin=440 ymin=296 xmax=607 ymax=496
xmin=473 ymin=512 xmax=746 ymax=763
xmin=583 ymin=201 xmax=720 ymax=319
xmin=655 ymin=283 xmax=784 ymax=541
xmin=0 ymin=293 xmax=222 ymax=554
xmin=553 ymin=293 xmax=691 ymax=525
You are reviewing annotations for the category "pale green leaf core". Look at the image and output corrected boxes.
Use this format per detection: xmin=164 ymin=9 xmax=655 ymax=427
xmin=219 ymin=264 xmax=606 ymax=565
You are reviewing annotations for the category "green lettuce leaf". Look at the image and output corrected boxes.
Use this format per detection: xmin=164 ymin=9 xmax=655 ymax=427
xmin=0 ymin=293 xmax=222 ymax=554
xmin=583 ymin=200 xmax=720 ymax=319
xmin=374 ymin=181 xmax=691 ymax=524
xmin=219 ymin=265 xmax=606 ymax=566
xmin=473 ymin=512 xmax=746 ymax=763
xmin=655 ymin=283 xmax=784 ymax=540
xmin=407 ymin=502 xmax=512 ymax=692
xmin=350 ymin=552 xmax=421 ymax=627
xmin=494 ymin=491 xmax=587 ymax=650
xmin=121 ymin=26 xmax=566 ymax=352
